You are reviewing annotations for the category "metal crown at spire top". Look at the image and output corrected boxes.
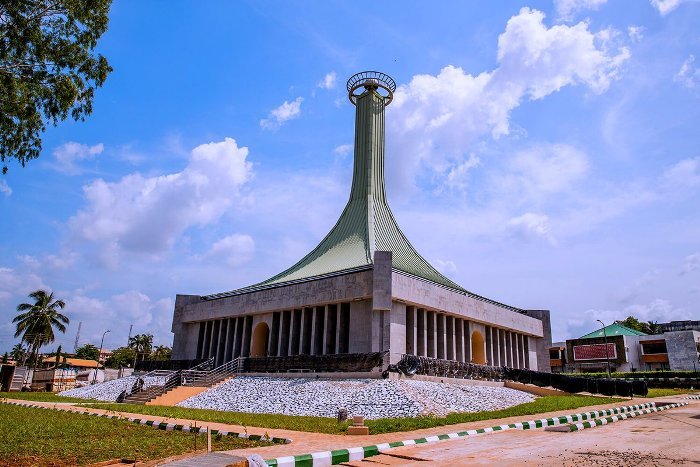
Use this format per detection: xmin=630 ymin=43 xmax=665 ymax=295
xmin=347 ymin=71 xmax=396 ymax=106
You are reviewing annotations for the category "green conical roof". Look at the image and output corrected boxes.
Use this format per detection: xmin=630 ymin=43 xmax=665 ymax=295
xmin=205 ymin=84 xmax=465 ymax=299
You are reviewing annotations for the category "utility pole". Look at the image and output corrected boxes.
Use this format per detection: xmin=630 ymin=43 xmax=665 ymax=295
xmin=127 ymin=324 xmax=133 ymax=347
xmin=597 ymin=319 xmax=612 ymax=378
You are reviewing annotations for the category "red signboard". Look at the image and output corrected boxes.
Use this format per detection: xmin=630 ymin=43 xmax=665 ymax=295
xmin=573 ymin=343 xmax=617 ymax=361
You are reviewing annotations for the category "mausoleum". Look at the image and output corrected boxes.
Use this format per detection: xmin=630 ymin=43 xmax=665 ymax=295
xmin=171 ymin=71 xmax=552 ymax=373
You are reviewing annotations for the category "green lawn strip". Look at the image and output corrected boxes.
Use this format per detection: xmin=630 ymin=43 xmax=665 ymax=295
xmin=84 ymin=395 xmax=621 ymax=436
xmin=83 ymin=403 xmax=350 ymax=434
xmin=0 ymin=391 xmax=99 ymax=403
xmin=363 ymin=395 xmax=623 ymax=434
xmin=0 ymin=403 xmax=270 ymax=467
xmin=645 ymin=388 xmax=693 ymax=398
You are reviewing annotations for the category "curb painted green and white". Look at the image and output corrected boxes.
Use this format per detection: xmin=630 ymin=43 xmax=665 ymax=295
xmin=569 ymin=402 xmax=688 ymax=431
xmin=0 ymin=399 xmax=291 ymax=444
xmin=264 ymin=402 xmax=659 ymax=467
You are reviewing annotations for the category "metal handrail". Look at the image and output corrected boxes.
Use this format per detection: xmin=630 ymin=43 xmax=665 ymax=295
xmin=181 ymin=357 xmax=242 ymax=387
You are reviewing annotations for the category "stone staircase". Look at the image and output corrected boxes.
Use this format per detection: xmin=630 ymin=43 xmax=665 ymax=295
xmin=146 ymin=385 xmax=209 ymax=406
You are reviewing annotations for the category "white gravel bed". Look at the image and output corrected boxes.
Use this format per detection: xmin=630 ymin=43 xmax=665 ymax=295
xmin=177 ymin=377 xmax=535 ymax=419
xmin=58 ymin=375 xmax=166 ymax=401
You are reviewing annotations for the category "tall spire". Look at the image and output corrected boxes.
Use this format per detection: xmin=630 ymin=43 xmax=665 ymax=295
xmin=208 ymin=72 xmax=464 ymax=298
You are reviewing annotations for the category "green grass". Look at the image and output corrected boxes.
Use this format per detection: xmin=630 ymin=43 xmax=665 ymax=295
xmin=0 ymin=404 xmax=270 ymax=466
xmin=365 ymin=395 xmax=623 ymax=434
xmin=645 ymin=388 xmax=694 ymax=398
xmin=0 ymin=392 xmax=98 ymax=403
xmin=86 ymin=395 xmax=622 ymax=435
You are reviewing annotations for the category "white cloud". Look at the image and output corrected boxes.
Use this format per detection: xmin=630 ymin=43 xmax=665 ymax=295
xmin=317 ymin=72 xmax=337 ymax=89
xmin=388 ymin=8 xmax=628 ymax=188
xmin=69 ymin=137 xmax=253 ymax=267
xmin=499 ymin=144 xmax=589 ymax=199
xmin=433 ymin=259 xmax=458 ymax=277
xmin=618 ymin=269 xmax=661 ymax=303
xmin=663 ymin=157 xmax=700 ymax=188
xmin=0 ymin=180 xmax=11 ymax=196
xmin=555 ymin=0 xmax=608 ymax=21
xmin=443 ymin=154 xmax=481 ymax=191
xmin=627 ymin=25 xmax=644 ymax=42
xmin=333 ymin=144 xmax=353 ymax=157
xmin=0 ymin=267 xmax=48 ymax=302
xmin=200 ymin=234 xmax=255 ymax=267
xmin=260 ymin=97 xmax=304 ymax=130
xmin=681 ymin=252 xmax=700 ymax=275
xmin=53 ymin=142 xmax=104 ymax=174
xmin=507 ymin=212 xmax=555 ymax=243
xmin=675 ymin=54 xmax=700 ymax=89
xmin=650 ymin=0 xmax=686 ymax=15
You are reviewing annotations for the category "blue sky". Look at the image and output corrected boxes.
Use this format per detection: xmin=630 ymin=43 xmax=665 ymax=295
xmin=1 ymin=0 xmax=699 ymax=353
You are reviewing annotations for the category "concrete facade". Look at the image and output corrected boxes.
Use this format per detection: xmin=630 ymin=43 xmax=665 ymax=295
xmin=172 ymin=251 xmax=550 ymax=371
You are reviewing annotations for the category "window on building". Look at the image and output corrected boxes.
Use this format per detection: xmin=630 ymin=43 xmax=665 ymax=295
xmin=641 ymin=341 xmax=667 ymax=355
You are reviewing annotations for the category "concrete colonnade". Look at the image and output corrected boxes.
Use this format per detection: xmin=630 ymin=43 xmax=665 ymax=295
xmin=404 ymin=306 xmax=530 ymax=369
xmin=195 ymin=302 xmax=352 ymax=365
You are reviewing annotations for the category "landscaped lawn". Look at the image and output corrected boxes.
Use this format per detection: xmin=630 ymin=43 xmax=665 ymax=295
xmin=0 ymin=404 xmax=270 ymax=466
xmin=87 ymin=395 xmax=623 ymax=435
xmin=0 ymin=391 xmax=97 ymax=403
xmin=645 ymin=388 xmax=694 ymax=398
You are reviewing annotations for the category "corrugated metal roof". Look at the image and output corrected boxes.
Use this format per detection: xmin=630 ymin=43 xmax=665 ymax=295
xmin=579 ymin=323 xmax=647 ymax=339
xmin=204 ymin=88 xmax=487 ymax=301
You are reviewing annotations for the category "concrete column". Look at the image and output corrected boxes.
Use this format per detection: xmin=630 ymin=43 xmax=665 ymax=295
xmin=416 ymin=309 xmax=426 ymax=357
xmin=300 ymin=307 xmax=311 ymax=355
xmin=321 ymin=305 xmax=329 ymax=355
xmin=512 ymin=332 xmax=517 ymax=368
xmin=208 ymin=320 xmax=218 ymax=360
xmin=524 ymin=336 xmax=531 ymax=369
xmin=335 ymin=305 xmax=342 ymax=354
xmin=389 ymin=302 xmax=407 ymax=364
xmin=485 ymin=325 xmax=492 ymax=366
xmin=324 ymin=304 xmax=337 ymax=354
xmin=201 ymin=321 xmax=210 ymax=359
xmin=223 ymin=319 xmax=232 ymax=364
xmin=507 ymin=331 xmax=514 ymax=367
xmin=406 ymin=306 xmax=416 ymax=355
xmin=427 ymin=311 xmax=436 ymax=358
xmin=464 ymin=320 xmax=471 ymax=363
xmin=516 ymin=334 xmax=523 ymax=368
xmin=446 ymin=316 xmax=455 ymax=361
xmin=436 ymin=313 xmax=445 ymax=359
xmin=310 ymin=307 xmax=318 ymax=355
xmin=290 ymin=309 xmax=302 ymax=356
xmin=240 ymin=316 xmax=252 ymax=358
xmin=349 ymin=300 xmax=372 ymax=353
xmin=278 ymin=311 xmax=289 ymax=357
xmin=455 ymin=318 xmax=464 ymax=362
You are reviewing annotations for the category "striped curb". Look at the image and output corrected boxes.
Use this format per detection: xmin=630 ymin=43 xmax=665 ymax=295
xmin=0 ymin=399 xmax=291 ymax=444
xmin=264 ymin=402 xmax=657 ymax=467
xmin=684 ymin=395 xmax=700 ymax=400
xmin=569 ymin=402 xmax=688 ymax=431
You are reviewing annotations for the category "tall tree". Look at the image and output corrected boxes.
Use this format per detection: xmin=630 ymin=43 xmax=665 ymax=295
xmin=104 ymin=346 xmax=135 ymax=369
xmin=54 ymin=344 xmax=62 ymax=368
xmin=0 ymin=0 xmax=113 ymax=173
xmin=75 ymin=343 xmax=99 ymax=360
xmin=13 ymin=289 xmax=69 ymax=367
xmin=1 ymin=352 xmax=7 ymax=364
xmin=150 ymin=345 xmax=171 ymax=361
xmin=128 ymin=333 xmax=153 ymax=362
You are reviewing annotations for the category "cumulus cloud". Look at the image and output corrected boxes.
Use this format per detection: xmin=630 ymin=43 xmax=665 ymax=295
xmin=317 ymin=72 xmax=337 ymax=89
xmin=498 ymin=144 xmax=589 ymax=200
xmin=387 ymin=8 xmax=628 ymax=188
xmin=681 ymin=252 xmax=700 ymax=275
xmin=69 ymin=137 xmax=253 ymax=267
xmin=0 ymin=180 xmax=11 ymax=197
xmin=333 ymin=144 xmax=353 ymax=157
xmin=507 ymin=212 xmax=555 ymax=243
xmin=0 ymin=267 xmax=48 ymax=302
xmin=433 ymin=259 xmax=458 ymax=277
xmin=650 ymin=0 xmax=686 ymax=15
xmin=627 ymin=26 xmax=644 ymax=42
xmin=200 ymin=234 xmax=255 ymax=267
xmin=53 ymin=142 xmax=104 ymax=174
xmin=442 ymin=154 xmax=481 ymax=191
xmin=260 ymin=97 xmax=304 ymax=130
xmin=675 ymin=55 xmax=700 ymax=90
xmin=555 ymin=0 xmax=608 ymax=21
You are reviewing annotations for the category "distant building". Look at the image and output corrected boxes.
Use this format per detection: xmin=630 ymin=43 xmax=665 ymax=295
xmin=659 ymin=320 xmax=700 ymax=333
xmin=552 ymin=323 xmax=700 ymax=372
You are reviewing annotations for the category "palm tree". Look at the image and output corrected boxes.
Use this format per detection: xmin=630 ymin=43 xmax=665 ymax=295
xmin=128 ymin=333 xmax=153 ymax=362
xmin=10 ymin=343 xmax=27 ymax=362
xmin=13 ymin=290 xmax=69 ymax=368
xmin=150 ymin=345 xmax=171 ymax=361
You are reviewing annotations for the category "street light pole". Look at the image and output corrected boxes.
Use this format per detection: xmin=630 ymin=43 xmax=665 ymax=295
xmin=93 ymin=330 xmax=110 ymax=384
xmin=597 ymin=319 xmax=611 ymax=378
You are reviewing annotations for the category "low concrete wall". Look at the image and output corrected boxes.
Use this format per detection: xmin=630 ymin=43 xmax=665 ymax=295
xmin=389 ymin=373 xmax=505 ymax=387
